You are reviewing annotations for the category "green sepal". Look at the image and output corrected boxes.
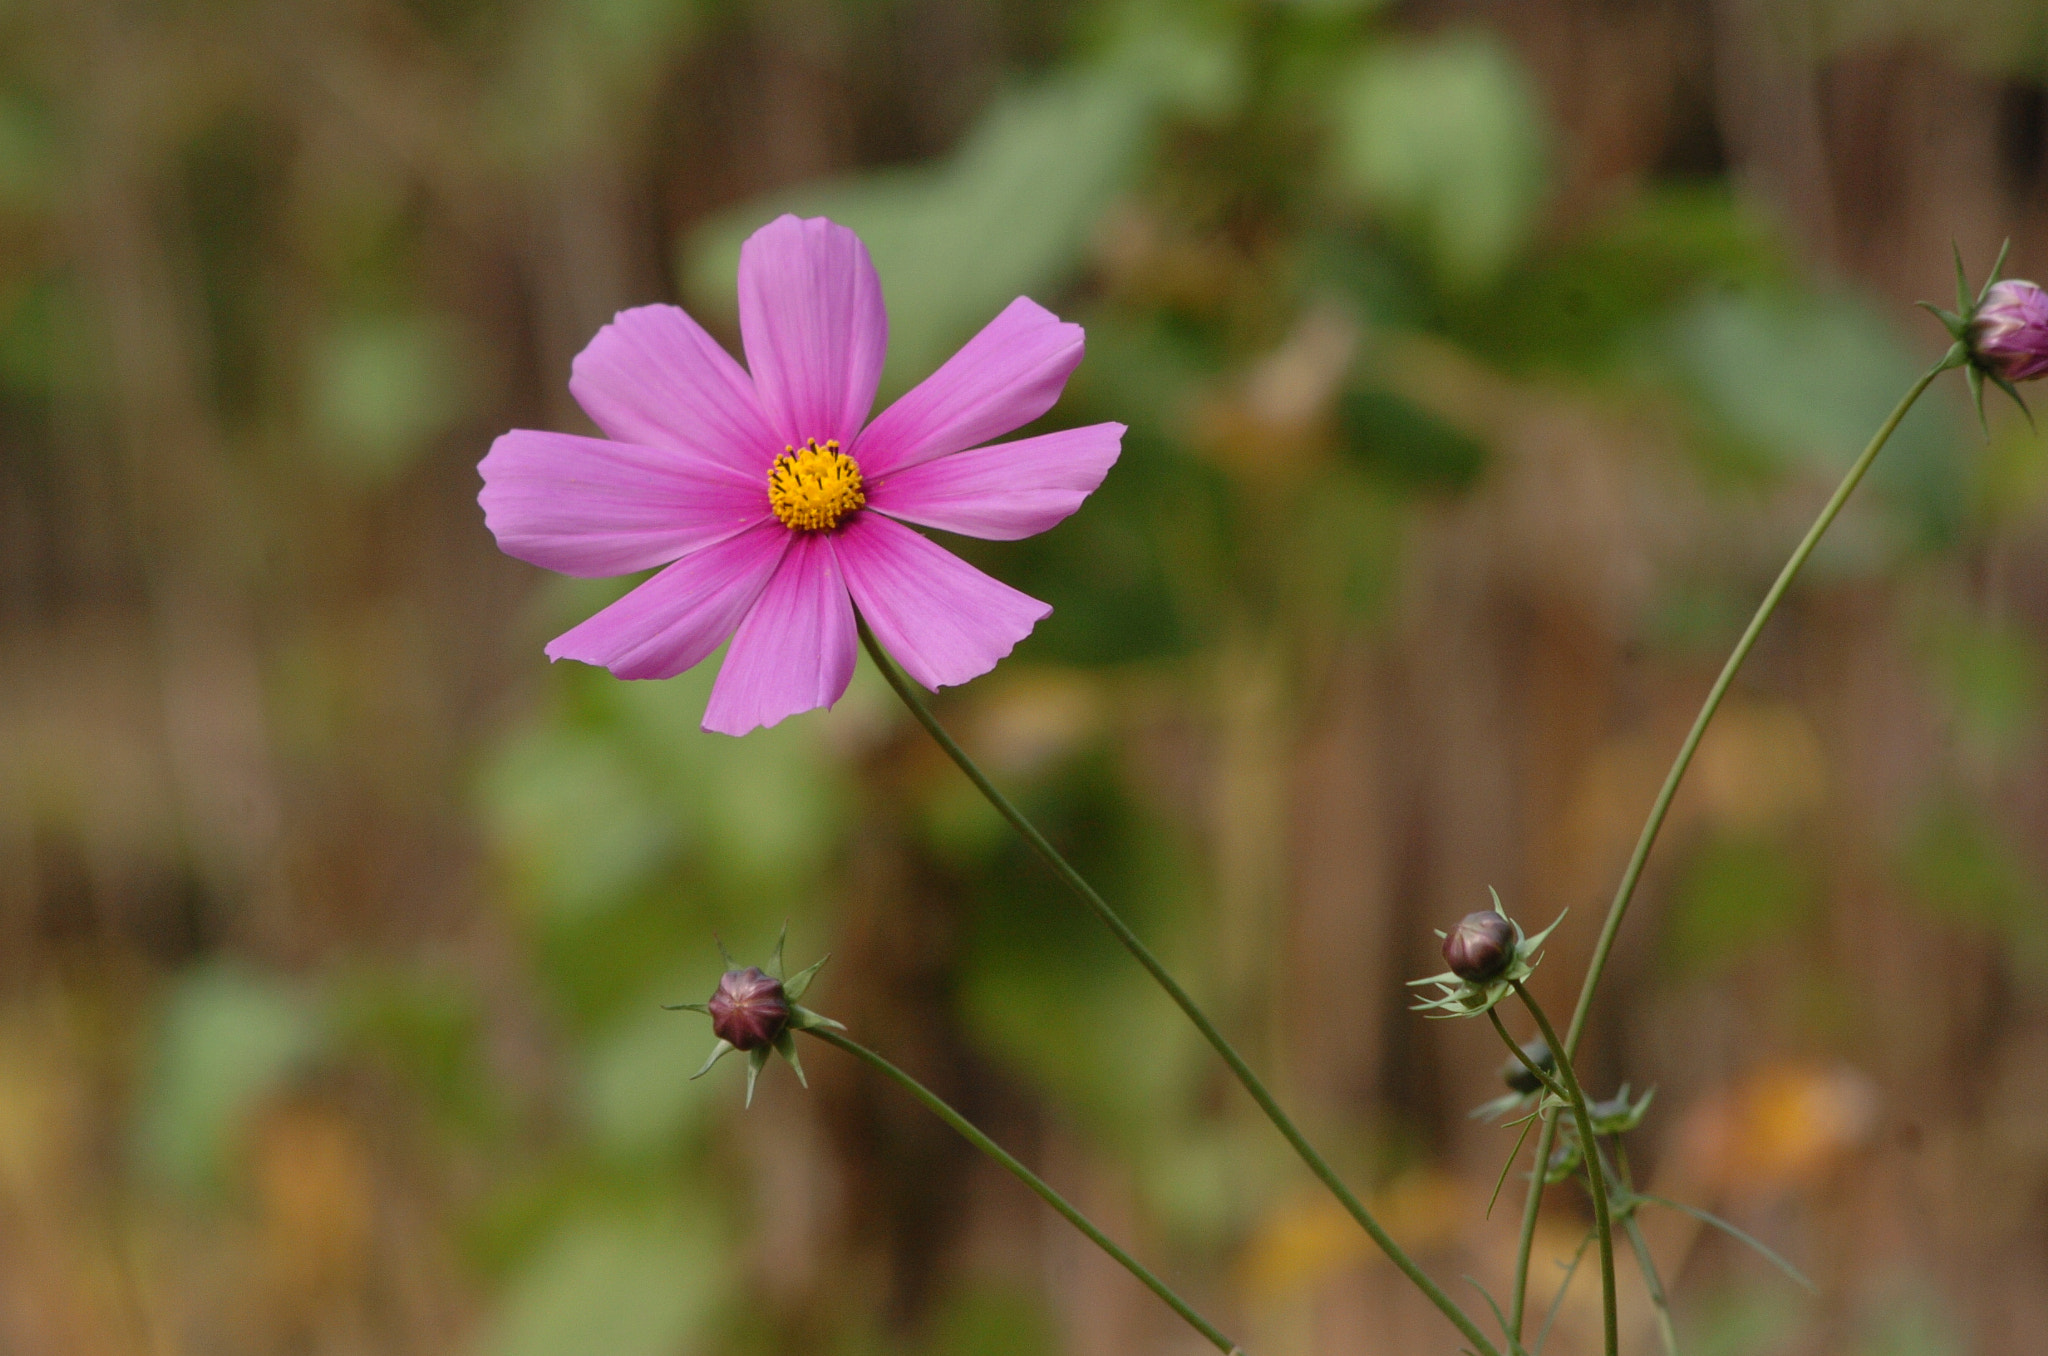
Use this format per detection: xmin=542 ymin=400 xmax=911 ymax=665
xmin=692 ymin=1038 xmax=736 ymax=1080
xmin=744 ymin=1046 xmax=771 ymax=1107
xmin=1588 ymin=1083 xmax=1655 ymax=1136
xmin=1954 ymin=240 xmax=1972 ymax=316
xmin=1468 ymin=1089 xmax=1534 ymax=1123
xmin=772 ymin=1028 xmax=807 ymax=1088
xmin=715 ymin=935 xmax=740 ymax=969
xmin=1543 ymin=1135 xmax=1584 ymax=1185
xmin=1980 ymin=237 xmax=2012 ymax=305
xmin=1992 ymin=370 xmax=2034 ymax=430
xmin=767 ymin=922 xmax=789 ymax=979
xmin=787 ymin=1003 xmax=845 ymax=1033
xmin=662 ymin=1001 xmax=711 ymax=1013
xmin=783 ymin=954 xmax=829 ymax=1002
xmin=1916 ymin=300 xmax=1965 ymax=341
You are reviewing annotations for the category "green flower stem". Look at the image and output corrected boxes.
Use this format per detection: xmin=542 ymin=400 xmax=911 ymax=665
xmin=1606 ymin=1142 xmax=1679 ymax=1356
xmin=856 ymin=618 xmax=1500 ymax=1356
xmin=804 ymin=1026 xmax=1241 ymax=1356
xmin=1508 ymin=352 xmax=1956 ymax=1335
xmin=1507 ymin=981 xmax=1616 ymax=1356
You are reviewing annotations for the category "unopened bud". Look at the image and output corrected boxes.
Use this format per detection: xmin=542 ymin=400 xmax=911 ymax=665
xmin=1443 ymin=911 xmax=1516 ymax=982
xmin=1971 ymin=279 xmax=2048 ymax=383
xmin=708 ymin=967 xmax=789 ymax=1051
xmin=1500 ymin=1037 xmax=1553 ymax=1094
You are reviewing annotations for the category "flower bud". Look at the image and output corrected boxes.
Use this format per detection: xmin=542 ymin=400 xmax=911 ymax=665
xmin=1970 ymin=279 xmax=2048 ymax=383
xmin=708 ymin=967 xmax=789 ymax=1051
xmin=1443 ymin=910 xmax=1516 ymax=982
xmin=1499 ymin=1037 xmax=1553 ymax=1094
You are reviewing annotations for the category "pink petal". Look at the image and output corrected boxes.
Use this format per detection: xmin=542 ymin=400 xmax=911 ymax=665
xmin=852 ymin=297 xmax=1084 ymax=479
xmin=546 ymin=520 xmax=790 ymax=679
xmin=703 ymin=533 xmax=857 ymax=735
xmin=737 ymin=215 xmax=887 ymax=451
xmin=480 ymin=429 xmax=771 ymax=577
xmin=569 ymin=305 xmax=782 ymax=475
xmin=867 ymin=422 xmax=1124 ymax=541
xmin=833 ymin=513 xmax=1050 ymax=691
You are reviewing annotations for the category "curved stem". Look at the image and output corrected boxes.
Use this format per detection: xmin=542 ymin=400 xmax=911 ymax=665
xmin=1509 ymin=982 xmax=1616 ymax=1356
xmin=806 ymin=1025 xmax=1242 ymax=1355
xmin=1509 ymin=355 xmax=1952 ymax=1326
xmin=857 ymin=618 xmax=1499 ymax=1356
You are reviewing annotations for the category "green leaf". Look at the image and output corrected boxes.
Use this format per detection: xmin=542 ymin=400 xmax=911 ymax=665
xmin=307 ymin=313 xmax=473 ymax=485
xmin=684 ymin=69 xmax=1153 ymax=387
xmin=134 ymin=965 xmax=320 ymax=1194
xmin=1661 ymin=833 xmax=1816 ymax=977
xmin=1668 ymin=288 xmax=1965 ymax=547
xmin=477 ymin=1212 xmax=727 ymax=1356
xmin=583 ymin=1000 xmax=719 ymax=1157
xmin=1329 ymin=32 xmax=1550 ymax=288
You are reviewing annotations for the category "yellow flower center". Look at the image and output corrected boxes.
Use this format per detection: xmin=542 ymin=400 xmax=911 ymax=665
xmin=768 ymin=439 xmax=865 ymax=532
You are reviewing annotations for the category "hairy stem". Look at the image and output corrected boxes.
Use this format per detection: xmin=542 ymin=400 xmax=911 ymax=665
xmin=857 ymin=617 xmax=1498 ymax=1356
xmin=806 ymin=1025 xmax=1241 ymax=1355
xmin=1508 ymin=983 xmax=1617 ymax=1356
xmin=1508 ymin=353 xmax=1955 ymax=1327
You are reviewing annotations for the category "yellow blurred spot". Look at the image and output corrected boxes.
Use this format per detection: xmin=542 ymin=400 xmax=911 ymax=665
xmin=253 ymin=1102 xmax=376 ymax=1306
xmin=1239 ymin=1171 xmax=1465 ymax=1302
xmin=1692 ymin=702 xmax=1827 ymax=832
xmin=1676 ymin=1062 xmax=1877 ymax=1194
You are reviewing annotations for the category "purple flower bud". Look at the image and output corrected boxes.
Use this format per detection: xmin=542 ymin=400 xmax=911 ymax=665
xmin=708 ymin=967 xmax=789 ymax=1051
xmin=1970 ymin=279 xmax=2048 ymax=383
xmin=1443 ymin=911 xmax=1516 ymax=983
xmin=1500 ymin=1037 xmax=1553 ymax=1094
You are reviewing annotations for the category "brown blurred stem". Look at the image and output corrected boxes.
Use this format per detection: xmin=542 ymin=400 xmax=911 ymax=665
xmin=1506 ymin=349 xmax=1958 ymax=1337
xmin=804 ymin=1025 xmax=1241 ymax=1355
xmin=856 ymin=616 xmax=1502 ymax=1356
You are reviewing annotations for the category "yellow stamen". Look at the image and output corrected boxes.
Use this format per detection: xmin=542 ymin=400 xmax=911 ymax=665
xmin=768 ymin=439 xmax=865 ymax=532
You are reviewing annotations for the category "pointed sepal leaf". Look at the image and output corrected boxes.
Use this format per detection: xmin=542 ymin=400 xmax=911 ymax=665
xmin=745 ymin=1047 xmax=770 ymax=1107
xmin=1992 ymin=371 xmax=2035 ymax=430
xmin=1981 ymin=237 xmax=2013 ymax=305
xmin=1954 ymin=239 xmax=1972 ymax=316
xmin=787 ymin=1003 xmax=845 ymax=1032
xmin=663 ymin=1001 xmax=712 ymax=1014
xmin=692 ymin=1039 xmax=736 ymax=1080
xmin=773 ymin=1028 xmax=808 ymax=1088
xmin=768 ymin=922 xmax=789 ymax=980
xmin=1916 ymin=300 xmax=1965 ymax=340
xmin=783 ymin=954 xmax=829 ymax=1002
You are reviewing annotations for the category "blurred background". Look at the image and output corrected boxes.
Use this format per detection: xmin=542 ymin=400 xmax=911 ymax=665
xmin=4 ymin=0 xmax=2048 ymax=1352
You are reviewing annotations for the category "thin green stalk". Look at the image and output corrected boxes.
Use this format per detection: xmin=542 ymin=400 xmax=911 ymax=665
xmin=857 ymin=618 xmax=1499 ymax=1356
xmin=1508 ymin=1107 xmax=1552 ymax=1337
xmin=806 ymin=1025 xmax=1241 ymax=1355
xmin=1507 ymin=983 xmax=1616 ymax=1356
xmin=1559 ymin=355 xmax=1949 ymax=1061
xmin=1508 ymin=352 xmax=1956 ymax=1327
xmin=1608 ymin=1141 xmax=1679 ymax=1356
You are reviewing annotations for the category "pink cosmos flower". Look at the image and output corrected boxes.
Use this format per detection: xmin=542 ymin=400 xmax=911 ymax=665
xmin=1970 ymin=278 xmax=2048 ymax=383
xmin=479 ymin=214 xmax=1123 ymax=735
